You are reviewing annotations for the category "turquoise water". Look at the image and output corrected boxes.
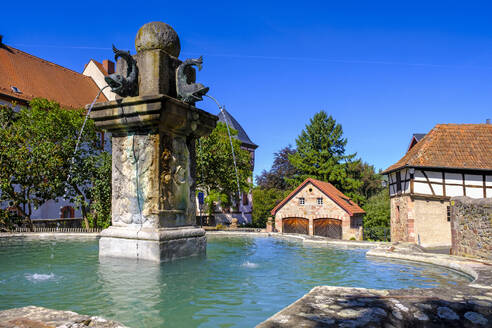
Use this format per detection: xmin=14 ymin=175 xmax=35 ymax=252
xmin=0 ymin=236 xmax=470 ymax=327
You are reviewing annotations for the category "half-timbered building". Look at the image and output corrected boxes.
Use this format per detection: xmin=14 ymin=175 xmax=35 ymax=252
xmin=382 ymin=123 xmax=492 ymax=247
xmin=271 ymin=178 xmax=365 ymax=240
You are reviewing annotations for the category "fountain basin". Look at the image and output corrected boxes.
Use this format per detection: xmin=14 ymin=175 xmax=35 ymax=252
xmin=0 ymin=234 xmax=472 ymax=327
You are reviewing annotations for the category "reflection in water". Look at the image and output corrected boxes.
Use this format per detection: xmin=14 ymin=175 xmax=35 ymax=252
xmin=0 ymin=236 xmax=471 ymax=328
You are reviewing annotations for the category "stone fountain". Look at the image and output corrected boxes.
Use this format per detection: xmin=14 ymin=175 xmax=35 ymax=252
xmin=88 ymin=22 xmax=217 ymax=262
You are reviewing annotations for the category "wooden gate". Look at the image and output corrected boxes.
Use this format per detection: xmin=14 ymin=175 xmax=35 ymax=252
xmin=283 ymin=218 xmax=309 ymax=235
xmin=314 ymin=218 xmax=342 ymax=239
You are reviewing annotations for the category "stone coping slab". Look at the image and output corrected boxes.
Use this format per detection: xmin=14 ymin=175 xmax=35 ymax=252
xmin=257 ymin=244 xmax=492 ymax=327
xmin=0 ymin=306 xmax=127 ymax=328
xmin=207 ymin=231 xmax=386 ymax=249
xmin=0 ymin=232 xmax=100 ymax=239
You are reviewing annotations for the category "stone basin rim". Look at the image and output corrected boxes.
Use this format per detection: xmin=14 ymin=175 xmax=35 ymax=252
xmin=1 ymin=231 xmax=483 ymax=283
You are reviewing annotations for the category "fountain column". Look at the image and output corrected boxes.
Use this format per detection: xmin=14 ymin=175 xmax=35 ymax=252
xmin=88 ymin=22 xmax=217 ymax=262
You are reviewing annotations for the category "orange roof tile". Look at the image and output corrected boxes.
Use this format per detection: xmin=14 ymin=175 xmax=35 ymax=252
xmin=383 ymin=124 xmax=492 ymax=174
xmin=271 ymin=178 xmax=365 ymax=216
xmin=0 ymin=44 xmax=107 ymax=109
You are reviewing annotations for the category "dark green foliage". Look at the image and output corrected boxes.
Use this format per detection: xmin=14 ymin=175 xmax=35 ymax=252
xmin=0 ymin=99 xmax=111 ymax=230
xmin=256 ymin=145 xmax=297 ymax=190
xmin=251 ymin=187 xmax=289 ymax=228
xmin=287 ymin=110 xmax=362 ymax=202
xmin=86 ymin=152 xmax=112 ymax=229
xmin=348 ymin=160 xmax=383 ymax=206
xmin=362 ymin=189 xmax=391 ymax=241
xmin=196 ymin=122 xmax=252 ymax=213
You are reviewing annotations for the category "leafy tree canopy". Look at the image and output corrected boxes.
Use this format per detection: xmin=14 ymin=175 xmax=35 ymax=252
xmin=0 ymin=99 xmax=110 ymax=229
xmin=287 ymin=110 xmax=362 ymax=202
xmin=196 ymin=122 xmax=252 ymax=211
xmin=362 ymin=189 xmax=391 ymax=241
xmin=256 ymin=145 xmax=297 ymax=190
xmin=251 ymin=187 xmax=289 ymax=228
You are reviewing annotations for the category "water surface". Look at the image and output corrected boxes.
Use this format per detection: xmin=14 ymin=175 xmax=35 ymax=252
xmin=0 ymin=236 xmax=470 ymax=327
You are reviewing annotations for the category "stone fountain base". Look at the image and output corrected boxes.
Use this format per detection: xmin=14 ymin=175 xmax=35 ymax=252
xmin=99 ymin=226 xmax=206 ymax=262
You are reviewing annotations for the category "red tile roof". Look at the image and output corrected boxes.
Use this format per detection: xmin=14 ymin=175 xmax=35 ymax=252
xmin=271 ymin=178 xmax=365 ymax=216
xmin=383 ymin=124 xmax=492 ymax=174
xmin=0 ymin=44 xmax=107 ymax=109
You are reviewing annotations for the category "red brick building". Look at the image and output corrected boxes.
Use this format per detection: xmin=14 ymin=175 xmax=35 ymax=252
xmin=271 ymin=178 xmax=365 ymax=240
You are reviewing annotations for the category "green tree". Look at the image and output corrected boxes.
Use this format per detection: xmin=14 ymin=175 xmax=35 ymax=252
xmin=362 ymin=189 xmax=391 ymax=241
xmin=0 ymin=99 xmax=109 ymax=229
xmin=196 ymin=122 xmax=252 ymax=212
xmin=348 ymin=160 xmax=383 ymax=206
xmin=251 ymin=187 xmax=289 ymax=228
xmin=287 ymin=110 xmax=362 ymax=201
xmin=86 ymin=152 xmax=112 ymax=229
xmin=256 ymin=145 xmax=297 ymax=190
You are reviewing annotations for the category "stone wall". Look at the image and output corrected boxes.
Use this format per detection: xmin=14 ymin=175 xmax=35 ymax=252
xmin=274 ymin=182 xmax=362 ymax=240
xmin=390 ymin=195 xmax=413 ymax=243
xmin=413 ymin=197 xmax=451 ymax=247
xmin=450 ymin=196 xmax=492 ymax=260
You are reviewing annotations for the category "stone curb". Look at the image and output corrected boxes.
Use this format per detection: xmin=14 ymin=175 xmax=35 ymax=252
xmin=258 ymin=244 xmax=492 ymax=327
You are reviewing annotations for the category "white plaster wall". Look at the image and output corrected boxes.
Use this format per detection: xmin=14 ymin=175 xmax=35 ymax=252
xmin=414 ymin=181 xmax=432 ymax=195
xmin=465 ymin=187 xmax=484 ymax=199
xmin=446 ymin=185 xmax=463 ymax=197
xmin=465 ymin=174 xmax=483 ymax=186
xmin=82 ymin=61 xmax=115 ymax=101
xmin=31 ymin=198 xmax=81 ymax=220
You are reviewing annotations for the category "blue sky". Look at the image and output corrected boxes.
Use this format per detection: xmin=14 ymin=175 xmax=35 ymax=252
xmin=2 ymin=1 xmax=492 ymax=179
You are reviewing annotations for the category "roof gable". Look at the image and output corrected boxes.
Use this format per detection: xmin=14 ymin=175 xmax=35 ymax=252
xmin=384 ymin=124 xmax=492 ymax=173
xmin=217 ymin=108 xmax=258 ymax=149
xmin=0 ymin=44 xmax=107 ymax=109
xmin=271 ymin=178 xmax=365 ymax=216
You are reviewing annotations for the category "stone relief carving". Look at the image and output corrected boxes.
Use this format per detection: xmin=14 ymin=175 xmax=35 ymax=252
xmin=159 ymin=136 xmax=190 ymax=211
xmin=113 ymin=134 xmax=155 ymax=225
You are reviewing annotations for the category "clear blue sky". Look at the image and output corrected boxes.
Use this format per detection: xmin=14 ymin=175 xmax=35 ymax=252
xmin=2 ymin=1 xmax=492 ymax=179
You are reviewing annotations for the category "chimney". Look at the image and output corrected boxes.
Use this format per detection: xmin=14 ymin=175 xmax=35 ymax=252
xmin=102 ymin=59 xmax=115 ymax=75
xmin=486 ymin=118 xmax=491 ymax=124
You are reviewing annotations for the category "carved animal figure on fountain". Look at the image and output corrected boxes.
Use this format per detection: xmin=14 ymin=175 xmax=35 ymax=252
xmin=104 ymin=45 xmax=139 ymax=98
xmin=176 ymin=56 xmax=209 ymax=104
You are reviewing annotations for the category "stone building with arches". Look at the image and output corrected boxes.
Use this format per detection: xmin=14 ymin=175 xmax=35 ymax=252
xmin=271 ymin=178 xmax=365 ymax=240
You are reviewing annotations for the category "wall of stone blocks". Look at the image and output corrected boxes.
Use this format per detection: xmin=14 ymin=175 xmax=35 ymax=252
xmin=390 ymin=196 xmax=413 ymax=243
xmin=274 ymin=182 xmax=362 ymax=240
xmin=450 ymin=196 xmax=492 ymax=260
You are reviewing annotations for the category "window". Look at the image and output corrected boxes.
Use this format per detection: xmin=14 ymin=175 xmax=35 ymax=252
xmin=10 ymin=86 xmax=22 ymax=94
xmin=447 ymin=206 xmax=451 ymax=222
xmin=317 ymin=197 xmax=323 ymax=205
xmin=60 ymin=206 xmax=74 ymax=219
xmin=299 ymin=197 xmax=305 ymax=205
xmin=242 ymin=192 xmax=248 ymax=206
xmin=396 ymin=171 xmax=402 ymax=193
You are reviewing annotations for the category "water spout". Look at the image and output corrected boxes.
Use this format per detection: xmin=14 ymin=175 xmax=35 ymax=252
xmin=204 ymin=95 xmax=244 ymax=223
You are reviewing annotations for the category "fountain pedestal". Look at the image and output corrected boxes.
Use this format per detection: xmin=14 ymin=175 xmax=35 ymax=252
xmin=88 ymin=22 xmax=217 ymax=262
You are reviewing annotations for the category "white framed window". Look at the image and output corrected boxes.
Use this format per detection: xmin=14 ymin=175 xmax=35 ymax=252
xmin=317 ymin=197 xmax=323 ymax=205
xmin=299 ymin=197 xmax=305 ymax=205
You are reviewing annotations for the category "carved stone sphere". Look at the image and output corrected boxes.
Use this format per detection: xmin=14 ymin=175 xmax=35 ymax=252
xmin=135 ymin=22 xmax=181 ymax=57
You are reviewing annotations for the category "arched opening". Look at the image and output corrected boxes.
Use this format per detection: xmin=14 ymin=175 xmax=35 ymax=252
xmin=282 ymin=217 xmax=309 ymax=235
xmin=60 ymin=206 xmax=75 ymax=219
xmin=313 ymin=218 xmax=342 ymax=239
